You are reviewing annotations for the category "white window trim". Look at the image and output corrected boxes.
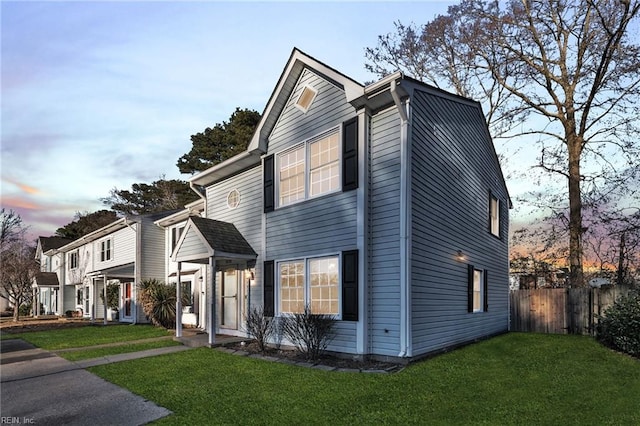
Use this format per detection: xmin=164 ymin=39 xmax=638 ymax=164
xmin=473 ymin=268 xmax=484 ymax=313
xmin=227 ymin=189 xmax=241 ymax=209
xmin=294 ymin=85 xmax=318 ymax=113
xmin=100 ymin=238 xmax=113 ymax=262
xmin=275 ymin=126 xmax=342 ymax=208
xmin=276 ymin=253 xmax=342 ymax=319
xmin=490 ymin=194 xmax=500 ymax=238
xmin=69 ymin=250 xmax=79 ymax=270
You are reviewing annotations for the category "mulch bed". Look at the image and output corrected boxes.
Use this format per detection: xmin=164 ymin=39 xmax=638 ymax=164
xmin=223 ymin=341 xmax=402 ymax=372
xmin=0 ymin=318 xmax=96 ymax=334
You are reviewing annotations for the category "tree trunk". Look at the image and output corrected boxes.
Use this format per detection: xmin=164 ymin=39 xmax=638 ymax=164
xmin=13 ymin=303 xmax=19 ymax=322
xmin=617 ymin=232 xmax=626 ymax=286
xmin=568 ymin=134 xmax=584 ymax=287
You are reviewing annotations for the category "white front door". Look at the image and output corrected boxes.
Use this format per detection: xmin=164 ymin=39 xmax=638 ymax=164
xmin=220 ymin=267 xmax=239 ymax=330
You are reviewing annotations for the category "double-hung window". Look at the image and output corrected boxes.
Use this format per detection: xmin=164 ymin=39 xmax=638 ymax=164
xmin=468 ymin=265 xmax=488 ymax=313
xmin=278 ymin=128 xmax=340 ymax=207
xmin=69 ymin=250 xmax=79 ymax=270
xmin=489 ymin=194 xmax=500 ymax=237
xmin=279 ymin=255 xmax=339 ymax=316
xmin=100 ymin=239 xmax=112 ymax=262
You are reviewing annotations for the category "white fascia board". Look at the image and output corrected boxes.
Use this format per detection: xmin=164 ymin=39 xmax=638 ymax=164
xmin=57 ymin=218 xmax=129 ymax=252
xmin=188 ymin=151 xmax=261 ymax=187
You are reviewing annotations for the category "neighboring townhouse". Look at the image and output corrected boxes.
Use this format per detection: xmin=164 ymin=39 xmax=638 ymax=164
xmin=154 ymin=199 xmax=206 ymax=328
xmin=37 ymin=211 xmax=177 ymax=323
xmin=33 ymin=236 xmax=72 ymax=316
xmin=173 ymin=48 xmax=511 ymax=361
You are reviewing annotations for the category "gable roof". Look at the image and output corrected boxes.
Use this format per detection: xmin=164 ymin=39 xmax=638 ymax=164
xmin=189 ymin=48 xmax=365 ymax=187
xmin=172 ymin=216 xmax=257 ymax=263
xmin=33 ymin=272 xmax=60 ymax=288
xmin=38 ymin=236 xmax=72 ymax=252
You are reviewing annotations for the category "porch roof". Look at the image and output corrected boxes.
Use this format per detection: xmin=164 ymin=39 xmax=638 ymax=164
xmin=87 ymin=262 xmax=135 ymax=280
xmin=172 ymin=216 xmax=257 ymax=264
xmin=33 ymin=272 xmax=60 ymax=288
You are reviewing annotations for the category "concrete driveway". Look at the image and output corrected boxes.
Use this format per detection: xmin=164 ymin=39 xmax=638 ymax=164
xmin=0 ymin=339 xmax=171 ymax=425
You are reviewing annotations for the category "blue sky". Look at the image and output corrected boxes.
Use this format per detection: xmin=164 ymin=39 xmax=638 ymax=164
xmin=3 ymin=0 xmax=534 ymax=240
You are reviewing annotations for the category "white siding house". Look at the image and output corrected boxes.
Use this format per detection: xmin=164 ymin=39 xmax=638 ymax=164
xmin=172 ymin=49 xmax=511 ymax=361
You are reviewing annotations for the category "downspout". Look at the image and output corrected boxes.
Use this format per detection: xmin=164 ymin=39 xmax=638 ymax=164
xmin=124 ymin=219 xmax=139 ymax=324
xmin=391 ymin=79 xmax=412 ymax=358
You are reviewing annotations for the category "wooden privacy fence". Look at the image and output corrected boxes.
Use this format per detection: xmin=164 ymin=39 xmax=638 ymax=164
xmin=510 ymin=286 xmax=631 ymax=335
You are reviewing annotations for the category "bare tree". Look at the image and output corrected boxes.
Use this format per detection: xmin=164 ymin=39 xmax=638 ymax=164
xmin=0 ymin=210 xmax=39 ymax=320
xmin=366 ymin=0 xmax=640 ymax=286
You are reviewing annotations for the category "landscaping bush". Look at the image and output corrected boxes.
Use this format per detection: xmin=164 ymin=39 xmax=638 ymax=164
xmin=596 ymin=289 xmax=640 ymax=358
xmin=244 ymin=305 xmax=274 ymax=353
xmin=280 ymin=305 xmax=336 ymax=361
xmin=99 ymin=283 xmax=121 ymax=311
xmin=140 ymin=279 xmax=181 ymax=329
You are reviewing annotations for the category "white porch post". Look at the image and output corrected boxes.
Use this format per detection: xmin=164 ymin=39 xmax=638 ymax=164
xmin=208 ymin=256 xmax=216 ymax=346
xmin=32 ymin=287 xmax=37 ymax=317
xmin=90 ymin=278 xmax=95 ymax=322
xmin=176 ymin=262 xmax=182 ymax=338
xmin=103 ymin=277 xmax=108 ymax=325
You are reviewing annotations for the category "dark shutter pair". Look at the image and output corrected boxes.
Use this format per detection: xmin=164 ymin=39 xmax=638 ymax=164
xmin=467 ymin=265 xmax=489 ymax=313
xmin=263 ymin=117 xmax=359 ymax=212
xmin=263 ymin=249 xmax=358 ymax=321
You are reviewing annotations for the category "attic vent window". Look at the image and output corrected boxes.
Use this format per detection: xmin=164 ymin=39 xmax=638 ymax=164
xmin=295 ymin=85 xmax=317 ymax=113
xmin=227 ymin=189 xmax=241 ymax=209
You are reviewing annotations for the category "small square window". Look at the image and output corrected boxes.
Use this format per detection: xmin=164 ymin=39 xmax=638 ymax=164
xmin=295 ymin=86 xmax=317 ymax=113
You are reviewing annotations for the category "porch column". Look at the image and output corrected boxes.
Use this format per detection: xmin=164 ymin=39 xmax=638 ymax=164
xmin=103 ymin=277 xmax=108 ymax=325
xmin=90 ymin=278 xmax=95 ymax=322
xmin=32 ymin=287 xmax=37 ymax=317
xmin=208 ymin=256 xmax=216 ymax=346
xmin=176 ymin=262 xmax=182 ymax=338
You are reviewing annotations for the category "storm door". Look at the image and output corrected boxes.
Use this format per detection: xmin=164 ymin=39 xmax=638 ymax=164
xmin=122 ymin=282 xmax=133 ymax=321
xmin=220 ymin=267 xmax=239 ymax=329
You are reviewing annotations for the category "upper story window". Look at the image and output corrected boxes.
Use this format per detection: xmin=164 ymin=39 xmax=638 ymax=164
xmin=100 ymin=239 xmax=112 ymax=262
xmin=69 ymin=250 xmax=79 ymax=270
xmin=227 ymin=189 xmax=241 ymax=209
xmin=171 ymin=225 xmax=185 ymax=251
xmin=489 ymin=194 xmax=500 ymax=237
xmin=277 ymin=128 xmax=340 ymax=207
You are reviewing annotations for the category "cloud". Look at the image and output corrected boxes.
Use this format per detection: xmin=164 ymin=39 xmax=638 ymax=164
xmin=2 ymin=177 xmax=40 ymax=195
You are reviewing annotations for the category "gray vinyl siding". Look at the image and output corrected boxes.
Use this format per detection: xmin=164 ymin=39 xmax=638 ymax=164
xmin=139 ymin=217 xmax=165 ymax=281
xmin=179 ymin=230 xmax=209 ymax=259
xmin=410 ymin=89 xmax=509 ymax=356
xmin=268 ymin=68 xmax=354 ymax=154
xmin=206 ymin=166 xmax=263 ymax=307
xmin=265 ymin=68 xmax=358 ymax=354
xmin=368 ymin=106 xmax=402 ymax=356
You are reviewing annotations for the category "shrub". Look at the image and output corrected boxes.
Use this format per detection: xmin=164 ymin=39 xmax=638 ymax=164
xmin=280 ymin=305 xmax=336 ymax=361
xmin=99 ymin=283 xmax=120 ymax=310
xmin=140 ymin=279 xmax=179 ymax=329
xmin=596 ymin=289 xmax=640 ymax=358
xmin=244 ymin=305 xmax=274 ymax=353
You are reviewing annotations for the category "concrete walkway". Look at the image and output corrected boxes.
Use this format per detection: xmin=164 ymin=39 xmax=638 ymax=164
xmin=0 ymin=331 xmax=249 ymax=424
xmin=0 ymin=339 xmax=175 ymax=425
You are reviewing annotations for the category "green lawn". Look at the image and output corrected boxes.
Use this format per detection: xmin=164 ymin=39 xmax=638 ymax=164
xmin=1 ymin=324 xmax=172 ymax=350
xmin=89 ymin=333 xmax=640 ymax=425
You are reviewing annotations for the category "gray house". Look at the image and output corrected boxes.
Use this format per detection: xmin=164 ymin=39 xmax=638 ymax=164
xmin=173 ymin=48 xmax=511 ymax=361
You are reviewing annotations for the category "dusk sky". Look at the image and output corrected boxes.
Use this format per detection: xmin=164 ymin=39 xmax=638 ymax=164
xmin=2 ymin=0 xmax=538 ymax=242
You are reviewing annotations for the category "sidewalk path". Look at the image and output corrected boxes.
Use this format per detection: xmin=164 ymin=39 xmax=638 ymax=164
xmin=0 ymin=338 xmax=187 ymax=425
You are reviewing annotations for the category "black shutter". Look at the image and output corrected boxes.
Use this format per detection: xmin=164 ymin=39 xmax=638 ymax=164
xmin=263 ymin=155 xmax=274 ymax=213
xmin=483 ymin=269 xmax=489 ymax=312
xmin=342 ymin=250 xmax=359 ymax=321
xmin=467 ymin=264 xmax=474 ymax=313
xmin=342 ymin=117 xmax=358 ymax=191
xmin=263 ymin=260 xmax=275 ymax=317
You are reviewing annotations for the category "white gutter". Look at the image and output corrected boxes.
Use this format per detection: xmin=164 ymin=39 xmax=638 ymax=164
xmin=391 ymin=79 xmax=412 ymax=358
